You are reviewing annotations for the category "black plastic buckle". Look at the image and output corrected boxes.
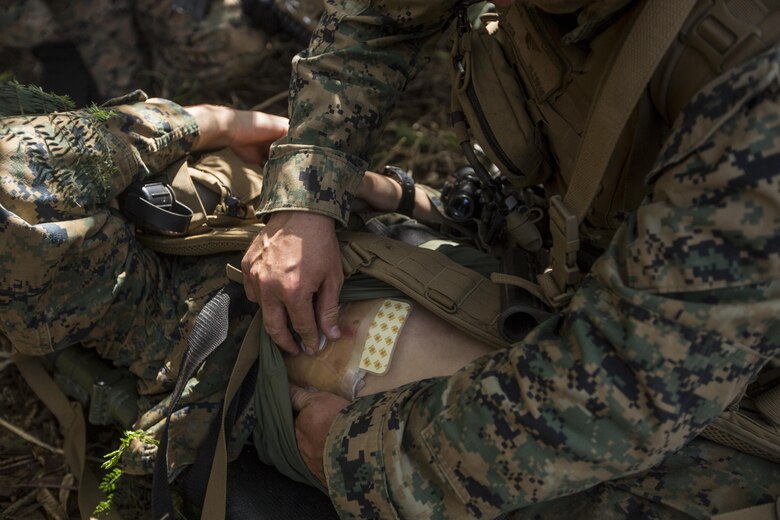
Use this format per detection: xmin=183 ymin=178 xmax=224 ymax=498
xmin=119 ymin=182 xmax=193 ymax=236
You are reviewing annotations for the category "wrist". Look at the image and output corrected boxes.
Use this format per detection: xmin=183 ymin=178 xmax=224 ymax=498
xmin=382 ymin=165 xmax=415 ymax=217
xmin=267 ymin=210 xmax=337 ymax=230
xmin=188 ymin=104 xmax=233 ymax=151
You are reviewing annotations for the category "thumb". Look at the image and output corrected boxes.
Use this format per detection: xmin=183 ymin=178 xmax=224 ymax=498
xmin=317 ymin=274 xmax=342 ymax=341
xmin=289 ymin=384 xmax=318 ymax=412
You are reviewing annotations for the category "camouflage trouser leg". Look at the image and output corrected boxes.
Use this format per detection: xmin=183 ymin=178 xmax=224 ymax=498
xmin=514 ymin=438 xmax=780 ymax=519
xmin=108 ymin=250 xmax=256 ymax=477
xmin=1 ymin=96 xmax=255 ymax=475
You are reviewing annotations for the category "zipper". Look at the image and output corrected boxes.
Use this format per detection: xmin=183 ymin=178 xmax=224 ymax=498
xmin=452 ymin=5 xmax=525 ymax=178
xmin=463 ymin=78 xmax=524 ymax=177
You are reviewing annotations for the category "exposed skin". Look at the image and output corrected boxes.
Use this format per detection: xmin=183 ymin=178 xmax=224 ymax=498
xmin=285 ymin=299 xmax=493 ymax=399
xmin=242 ymin=212 xmax=344 ymax=356
xmin=290 ymin=384 xmax=348 ymax=486
xmin=186 ymin=104 xmax=289 ymax=162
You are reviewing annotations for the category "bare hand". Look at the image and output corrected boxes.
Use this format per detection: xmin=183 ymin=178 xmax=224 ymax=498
xmin=290 ymin=384 xmax=348 ymax=486
xmin=241 ymin=211 xmax=343 ymax=354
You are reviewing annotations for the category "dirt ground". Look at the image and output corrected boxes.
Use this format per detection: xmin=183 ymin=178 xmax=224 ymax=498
xmin=0 ymin=30 xmax=460 ymax=519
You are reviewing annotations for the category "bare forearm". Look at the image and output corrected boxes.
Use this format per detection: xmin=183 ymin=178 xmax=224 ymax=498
xmin=356 ymin=171 xmax=446 ymax=224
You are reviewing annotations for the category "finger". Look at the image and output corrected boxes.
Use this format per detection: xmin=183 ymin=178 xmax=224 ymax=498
xmin=317 ymin=273 xmax=343 ymax=341
xmin=289 ymin=384 xmax=317 ymax=412
xmin=288 ymin=296 xmax=321 ymax=355
xmin=261 ymin=297 xmax=300 ymax=355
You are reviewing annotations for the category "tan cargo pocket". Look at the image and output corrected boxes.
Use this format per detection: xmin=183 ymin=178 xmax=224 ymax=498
xmin=452 ymin=15 xmax=547 ymax=188
xmin=188 ymin=149 xmax=265 ymax=227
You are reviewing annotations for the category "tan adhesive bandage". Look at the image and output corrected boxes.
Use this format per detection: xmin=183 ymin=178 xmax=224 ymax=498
xmin=359 ymin=299 xmax=411 ymax=375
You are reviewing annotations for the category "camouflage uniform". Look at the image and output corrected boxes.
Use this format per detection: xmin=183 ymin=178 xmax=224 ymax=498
xmin=133 ymin=0 xmax=269 ymax=93
xmin=260 ymin=0 xmax=780 ymax=518
xmin=0 ymin=91 xmax=255 ymax=476
xmin=0 ymin=0 xmax=321 ymax=100
xmin=0 ymin=0 xmax=148 ymax=98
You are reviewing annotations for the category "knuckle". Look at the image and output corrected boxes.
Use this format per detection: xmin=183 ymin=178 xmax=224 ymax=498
xmin=263 ymin=321 xmax=285 ymax=337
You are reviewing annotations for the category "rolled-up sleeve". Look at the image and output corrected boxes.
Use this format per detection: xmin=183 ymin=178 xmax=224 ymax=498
xmin=259 ymin=0 xmax=464 ymax=225
xmin=323 ymin=50 xmax=780 ymax=519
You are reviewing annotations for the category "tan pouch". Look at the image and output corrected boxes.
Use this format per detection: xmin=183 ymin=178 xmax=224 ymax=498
xmin=137 ymin=148 xmax=266 ymax=255
xmin=451 ymin=12 xmax=547 ymax=188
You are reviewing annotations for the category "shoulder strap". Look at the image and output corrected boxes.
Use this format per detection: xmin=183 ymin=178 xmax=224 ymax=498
xmin=13 ymin=353 xmax=122 ymax=520
xmin=152 ymin=283 xmax=257 ymax=520
xmin=138 ymin=224 xmax=265 ymax=256
xmin=218 ymin=231 xmax=508 ymax=348
xmin=546 ymin=0 xmax=698 ymax=298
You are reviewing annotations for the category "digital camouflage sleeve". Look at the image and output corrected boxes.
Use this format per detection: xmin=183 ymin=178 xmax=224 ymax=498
xmin=260 ymin=0 xmax=468 ymax=224
xmin=265 ymin=0 xmax=780 ymax=517
xmin=258 ymin=0 xmax=633 ymax=224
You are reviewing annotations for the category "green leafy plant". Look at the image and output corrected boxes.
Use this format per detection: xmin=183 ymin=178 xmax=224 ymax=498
xmin=93 ymin=429 xmax=158 ymax=517
xmin=0 ymin=80 xmax=74 ymax=117
xmin=86 ymin=103 xmax=116 ymax=122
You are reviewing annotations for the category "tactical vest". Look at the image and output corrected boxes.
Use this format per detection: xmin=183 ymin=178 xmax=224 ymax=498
xmin=453 ymin=0 xmax=780 ymax=249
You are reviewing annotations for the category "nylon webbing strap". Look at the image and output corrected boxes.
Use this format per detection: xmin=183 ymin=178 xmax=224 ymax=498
xmin=152 ymin=283 xmax=257 ymax=520
xmin=339 ymin=232 xmax=508 ymax=348
xmin=201 ymin=311 xmax=263 ymax=520
xmin=139 ymin=224 xmax=265 ymax=256
xmin=563 ymin=0 xmax=697 ymax=220
xmin=13 ymin=353 xmax=122 ymax=520
xmin=168 ymin=158 xmax=208 ymax=233
xmin=545 ymin=0 xmax=697 ymax=297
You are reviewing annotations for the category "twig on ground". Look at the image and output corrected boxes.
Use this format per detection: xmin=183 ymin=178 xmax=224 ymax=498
xmin=375 ymin=134 xmax=409 ymax=173
xmin=0 ymin=416 xmax=63 ymax=456
xmin=0 ymin=454 xmax=35 ymax=472
xmin=0 ymin=488 xmax=38 ymax=519
xmin=37 ymin=488 xmax=67 ymax=520
xmin=7 ymin=482 xmax=78 ymax=491
xmin=59 ymin=474 xmax=74 ymax=512
xmin=0 ymin=352 xmax=12 ymax=373
xmin=251 ymin=90 xmax=288 ymax=112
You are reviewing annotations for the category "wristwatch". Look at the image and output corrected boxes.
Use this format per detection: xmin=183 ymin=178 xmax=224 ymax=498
xmin=382 ymin=165 xmax=415 ymax=218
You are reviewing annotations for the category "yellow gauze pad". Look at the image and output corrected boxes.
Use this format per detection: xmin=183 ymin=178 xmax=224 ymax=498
xmin=359 ymin=299 xmax=411 ymax=375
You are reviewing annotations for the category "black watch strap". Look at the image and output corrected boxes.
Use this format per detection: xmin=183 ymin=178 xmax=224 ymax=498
xmin=383 ymin=165 xmax=415 ymax=217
